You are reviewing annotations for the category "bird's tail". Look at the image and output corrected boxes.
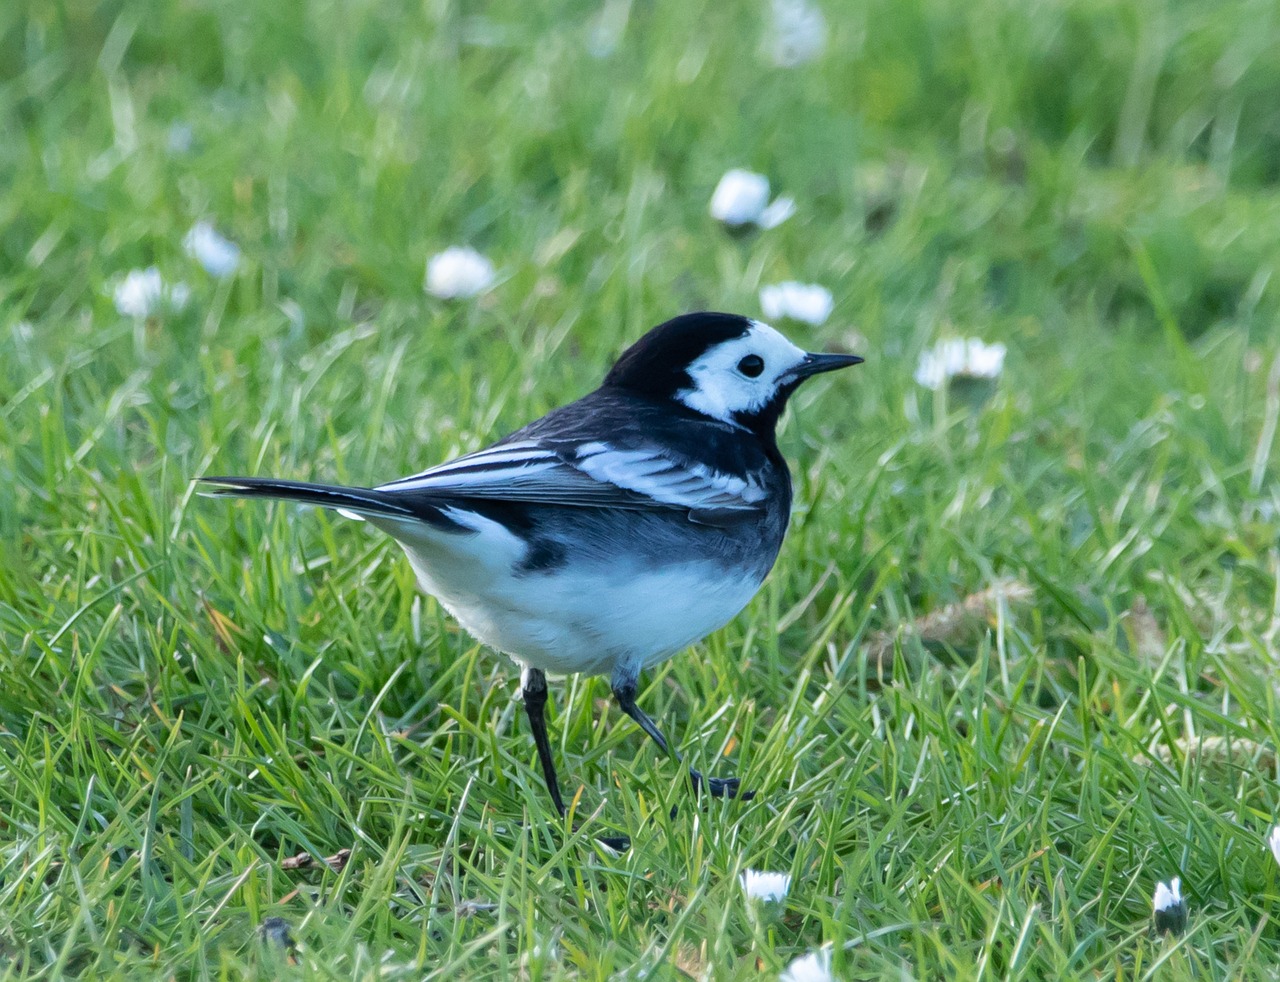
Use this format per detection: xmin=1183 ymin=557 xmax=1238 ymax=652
xmin=197 ymin=476 xmax=417 ymax=521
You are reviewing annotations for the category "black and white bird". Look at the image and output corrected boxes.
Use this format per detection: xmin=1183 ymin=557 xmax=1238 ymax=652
xmin=201 ymin=312 xmax=861 ymax=833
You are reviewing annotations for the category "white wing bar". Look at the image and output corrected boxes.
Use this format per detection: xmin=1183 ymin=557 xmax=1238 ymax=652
xmin=376 ymin=439 xmax=763 ymax=513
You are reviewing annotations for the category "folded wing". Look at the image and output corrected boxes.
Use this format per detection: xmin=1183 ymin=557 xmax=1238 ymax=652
xmin=376 ymin=439 xmax=767 ymax=520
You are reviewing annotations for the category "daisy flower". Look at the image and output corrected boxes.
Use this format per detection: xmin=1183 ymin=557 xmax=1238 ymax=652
xmin=779 ymin=947 xmax=834 ymax=982
xmin=740 ymin=868 xmax=791 ymax=903
xmin=764 ymin=0 xmax=827 ymax=67
xmin=1153 ymin=877 xmax=1186 ymax=936
xmin=710 ymin=169 xmax=795 ymax=230
xmin=184 ymin=221 xmax=241 ymax=278
xmin=425 ymin=246 xmax=496 ymax=300
xmin=914 ymin=337 xmax=1006 ymax=390
xmin=760 ymin=282 xmax=834 ymax=325
xmin=112 ymin=267 xmax=190 ymax=318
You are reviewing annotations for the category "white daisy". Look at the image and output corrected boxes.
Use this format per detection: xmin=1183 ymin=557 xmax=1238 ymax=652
xmin=740 ymin=868 xmax=791 ymax=903
xmin=1152 ymin=876 xmax=1186 ymax=936
xmin=759 ymin=282 xmax=834 ymax=325
xmin=758 ymin=195 xmax=797 ymax=229
xmin=183 ymin=221 xmax=241 ymax=278
xmin=764 ymin=0 xmax=828 ymax=68
xmin=425 ymin=246 xmax=496 ymax=300
xmin=709 ymin=169 xmax=795 ymax=229
xmin=914 ymin=337 xmax=1007 ymax=390
xmin=779 ymin=947 xmax=834 ymax=982
xmin=1267 ymin=825 xmax=1280 ymax=868
xmin=112 ymin=267 xmax=190 ymax=319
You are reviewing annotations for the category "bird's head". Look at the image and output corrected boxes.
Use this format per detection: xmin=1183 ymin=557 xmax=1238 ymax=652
xmin=603 ymin=312 xmax=862 ymax=436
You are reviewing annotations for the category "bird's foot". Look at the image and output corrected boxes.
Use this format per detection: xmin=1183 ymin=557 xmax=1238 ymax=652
xmin=522 ymin=819 xmax=631 ymax=852
xmin=593 ymin=832 xmax=631 ymax=852
xmin=688 ymin=769 xmax=755 ymax=801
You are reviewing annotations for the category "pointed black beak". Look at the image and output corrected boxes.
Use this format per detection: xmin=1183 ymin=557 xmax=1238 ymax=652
xmin=788 ymin=351 xmax=864 ymax=381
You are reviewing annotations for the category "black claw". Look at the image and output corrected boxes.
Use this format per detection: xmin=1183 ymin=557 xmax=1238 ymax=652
xmin=689 ymin=769 xmax=755 ymax=800
xmin=519 ymin=819 xmax=631 ymax=852
xmin=707 ymin=775 xmax=738 ymax=797
xmin=612 ymin=680 xmax=756 ymax=806
xmin=571 ymin=824 xmax=632 ymax=852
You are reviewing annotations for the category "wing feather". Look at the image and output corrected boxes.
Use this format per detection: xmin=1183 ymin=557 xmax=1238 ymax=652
xmin=375 ymin=439 xmax=765 ymax=515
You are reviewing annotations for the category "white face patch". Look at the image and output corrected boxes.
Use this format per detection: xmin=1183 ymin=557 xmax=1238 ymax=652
xmin=676 ymin=320 xmax=808 ymax=425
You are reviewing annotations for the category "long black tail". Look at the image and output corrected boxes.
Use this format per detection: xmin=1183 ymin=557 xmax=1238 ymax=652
xmin=198 ymin=476 xmax=417 ymax=520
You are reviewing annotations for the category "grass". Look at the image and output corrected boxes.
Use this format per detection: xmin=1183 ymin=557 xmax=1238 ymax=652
xmin=3 ymin=0 xmax=1280 ymax=977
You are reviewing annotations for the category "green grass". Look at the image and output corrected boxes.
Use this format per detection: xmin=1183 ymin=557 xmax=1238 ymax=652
xmin=3 ymin=0 xmax=1280 ymax=977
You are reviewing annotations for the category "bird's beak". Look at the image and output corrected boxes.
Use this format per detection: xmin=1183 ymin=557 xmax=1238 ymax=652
xmin=788 ymin=351 xmax=865 ymax=381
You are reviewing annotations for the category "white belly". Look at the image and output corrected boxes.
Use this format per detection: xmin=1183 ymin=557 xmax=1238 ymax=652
xmin=373 ymin=509 xmax=764 ymax=677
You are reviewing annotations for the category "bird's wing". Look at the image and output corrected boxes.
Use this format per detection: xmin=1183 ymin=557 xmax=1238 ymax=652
xmin=375 ymin=439 xmax=767 ymax=516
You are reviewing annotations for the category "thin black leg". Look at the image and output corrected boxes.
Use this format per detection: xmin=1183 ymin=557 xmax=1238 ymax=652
xmin=611 ymin=677 xmax=753 ymax=801
xmin=521 ymin=667 xmax=566 ymax=817
xmin=521 ymin=667 xmax=631 ymax=851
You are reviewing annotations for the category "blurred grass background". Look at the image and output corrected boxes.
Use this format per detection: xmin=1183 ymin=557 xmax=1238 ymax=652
xmin=2 ymin=0 xmax=1280 ymax=978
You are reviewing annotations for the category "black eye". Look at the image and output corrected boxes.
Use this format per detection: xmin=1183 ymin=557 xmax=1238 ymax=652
xmin=737 ymin=354 xmax=765 ymax=378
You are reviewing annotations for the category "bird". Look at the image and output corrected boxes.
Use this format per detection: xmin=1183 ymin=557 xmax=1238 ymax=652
xmin=200 ymin=311 xmax=861 ymax=838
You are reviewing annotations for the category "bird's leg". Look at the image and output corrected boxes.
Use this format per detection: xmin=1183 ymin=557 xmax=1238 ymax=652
xmin=521 ymin=667 xmax=631 ymax=851
xmin=611 ymin=675 xmax=753 ymax=800
xmin=520 ymin=666 xmax=567 ymax=817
